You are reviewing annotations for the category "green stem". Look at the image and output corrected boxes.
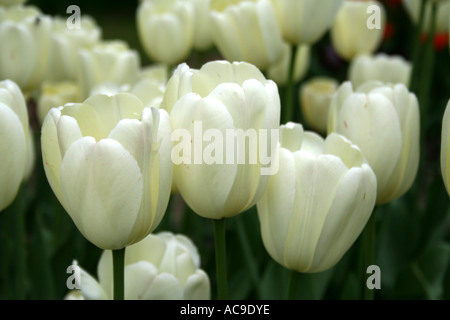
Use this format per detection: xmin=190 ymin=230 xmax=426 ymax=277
xmin=213 ymin=218 xmax=228 ymax=300
xmin=283 ymin=45 xmax=298 ymax=124
xmin=410 ymin=0 xmax=427 ymax=89
xmin=414 ymin=0 xmax=437 ymax=201
xmin=113 ymin=248 xmax=125 ymax=300
xmin=362 ymin=208 xmax=377 ymax=300
xmin=286 ymin=270 xmax=301 ymax=300
xmin=236 ymin=216 xmax=262 ymax=298
xmin=13 ymin=186 xmax=26 ymax=299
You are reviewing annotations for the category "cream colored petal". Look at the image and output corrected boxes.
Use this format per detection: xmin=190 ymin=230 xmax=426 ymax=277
xmin=283 ymin=153 xmax=348 ymax=272
xmin=0 ymin=102 xmax=26 ymax=210
xmin=257 ymin=147 xmax=296 ymax=266
xmin=124 ymin=261 xmax=158 ymax=300
xmin=41 ymin=108 xmax=66 ymax=208
xmin=170 ymin=93 xmax=237 ymax=219
xmin=335 ymin=92 xmax=402 ymax=198
xmin=184 ymin=270 xmax=211 ymax=300
xmin=60 ymin=137 xmax=143 ymax=250
xmin=142 ymin=273 xmax=184 ymax=300
xmin=327 ymin=81 xmax=354 ymax=133
xmin=377 ymin=86 xmax=420 ymax=204
xmin=0 ymin=23 xmax=34 ymax=89
xmin=308 ymin=164 xmax=377 ymax=272
xmin=79 ymin=267 xmax=108 ymax=300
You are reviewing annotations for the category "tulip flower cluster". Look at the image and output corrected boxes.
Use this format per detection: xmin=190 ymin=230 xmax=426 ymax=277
xmin=0 ymin=0 xmax=449 ymax=303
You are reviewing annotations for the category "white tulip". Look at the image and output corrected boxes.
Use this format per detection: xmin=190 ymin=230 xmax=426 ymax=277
xmin=257 ymin=123 xmax=376 ymax=273
xmin=163 ymin=60 xmax=280 ymax=219
xmin=77 ymin=232 xmax=211 ymax=300
xmin=271 ymin=0 xmax=345 ymax=45
xmin=328 ymin=81 xmax=420 ymax=204
xmin=41 ymin=93 xmax=173 ymax=249
xmin=0 ymin=80 xmax=34 ymax=211
xmin=348 ymin=54 xmax=412 ymax=89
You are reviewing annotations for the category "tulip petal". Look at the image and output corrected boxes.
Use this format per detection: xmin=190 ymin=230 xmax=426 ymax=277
xmin=335 ymin=92 xmax=402 ymax=197
xmin=124 ymin=261 xmax=158 ymax=300
xmin=283 ymin=153 xmax=348 ymax=272
xmin=171 ymin=93 xmax=237 ymax=219
xmin=80 ymin=267 xmax=108 ymax=300
xmin=143 ymin=273 xmax=184 ymax=300
xmin=60 ymin=137 xmax=143 ymax=249
xmin=184 ymin=270 xmax=211 ymax=300
xmin=308 ymin=164 xmax=377 ymax=272
xmin=0 ymin=102 xmax=26 ymax=210
xmin=257 ymin=147 xmax=296 ymax=265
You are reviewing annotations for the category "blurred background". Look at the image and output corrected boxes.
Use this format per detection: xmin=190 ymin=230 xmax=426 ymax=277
xmin=0 ymin=0 xmax=449 ymax=300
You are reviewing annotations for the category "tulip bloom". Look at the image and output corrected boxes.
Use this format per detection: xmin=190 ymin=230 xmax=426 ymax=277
xmin=331 ymin=0 xmax=386 ymax=61
xmin=137 ymin=0 xmax=194 ymax=66
xmin=257 ymin=123 xmax=376 ymax=273
xmin=0 ymin=80 xmax=34 ymax=211
xmin=41 ymin=93 xmax=173 ymax=249
xmin=271 ymin=0 xmax=345 ymax=45
xmin=348 ymin=54 xmax=412 ymax=89
xmin=0 ymin=5 xmax=52 ymax=92
xmin=77 ymin=40 xmax=140 ymax=100
xmin=441 ymin=99 xmax=450 ymax=197
xmin=74 ymin=232 xmax=210 ymax=300
xmin=328 ymin=81 xmax=420 ymax=205
xmin=300 ymin=77 xmax=338 ymax=134
xmin=210 ymin=0 xmax=284 ymax=71
xmin=162 ymin=60 xmax=280 ymax=219
xmin=46 ymin=16 xmax=101 ymax=82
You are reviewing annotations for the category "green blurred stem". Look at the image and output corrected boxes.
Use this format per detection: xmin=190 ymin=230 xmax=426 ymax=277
xmin=13 ymin=186 xmax=26 ymax=299
xmin=418 ymin=1 xmax=436 ymax=146
xmin=0 ymin=210 xmax=9 ymax=299
xmin=213 ymin=218 xmax=228 ymax=300
xmin=113 ymin=248 xmax=125 ymax=300
xmin=414 ymin=1 xmax=437 ymax=199
xmin=236 ymin=216 xmax=262 ymax=298
xmin=411 ymin=0 xmax=426 ymax=87
xmin=283 ymin=45 xmax=298 ymax=124
xmin=362 ymin=208 xmax=377 ymax=300
xmin=286 ymin=270 xmax=301 ymax=300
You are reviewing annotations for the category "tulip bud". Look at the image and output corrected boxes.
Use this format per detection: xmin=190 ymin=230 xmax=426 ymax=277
xmin=46 ymin=16 xmax=101 ymax=82
xmin=137 ymin=0 xmax=194 ymax=66
xmin=130 ymin=65 xmax=168 ymax=109
xmin=210 ymin=0 xmax=284 ymax=71
xmin=0 ymin=80 xmax=34 ymax=211
xmin=300 ymin=76 xmax=338 ymax=134
xmin=348 ymin=54 xmax=412 ymax=89
xmin=328 ymin=81 xmax=420 ymax=205
xmin=0 ymin=5 xmax=52 ymax=92
xmin=257 ymin=123 xmax=377 ymax=273
xmin=37 ymin=81 xmax=81 ymax=124
xmin=41 ymin=93 xmax=173 ymax=249
xmin=330 ymin=0 xmax=386 ymax=61
xmin=183 ymin=0 xmax=213 ymax=51
xmin=271 ymin=0 xmax=345 ymax=45
xmin=77 ymin=40 xmax=140 ymax=100
xmin=441 ymin=99 xmax=450 ymax=197
xmin=163 ymin=60 xmax=280 ymax=219
xmin=75 ymin=232 xmax=211 ymax=300
xmin=267 ymin=43 xmax=310 ymax=87
xmin=403 ymin=0 xmax=450 ymax=33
